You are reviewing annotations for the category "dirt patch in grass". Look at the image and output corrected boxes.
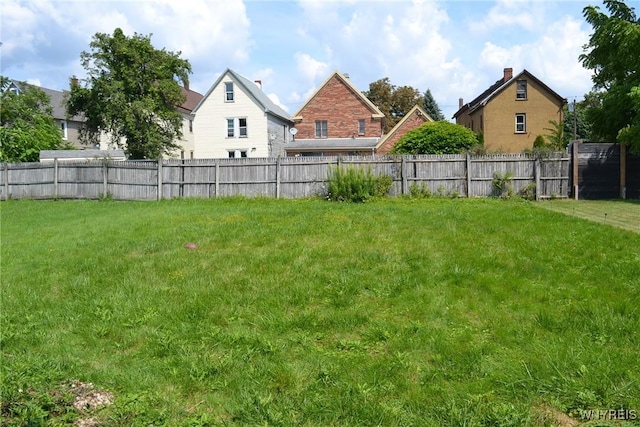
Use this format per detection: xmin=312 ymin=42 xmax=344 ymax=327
xmin=532 ymin=404 xmax=579 ymax=426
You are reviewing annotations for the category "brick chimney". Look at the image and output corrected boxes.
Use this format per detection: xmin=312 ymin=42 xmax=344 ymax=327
xmin=183 ymin=78 xmax=190 ymax=91
xmin=503 ymin=68 xmax=513 ymax=81
xmin=459 ymin=98 xmax=464 ymax=108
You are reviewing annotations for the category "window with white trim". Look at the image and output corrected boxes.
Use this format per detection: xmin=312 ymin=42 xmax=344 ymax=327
xmin=228 ymin=150 xmax=247 ymax=158
xmin=515 ymin=114 xmax=526 ymax=133
xmin=516 ymin=80 xmax=527 ymax=100
xmin=358 ymin=119 xmax=365 ymax=135
xmin=225 ymin=82 xmax=234 ymax=102
xmin=227 ymin=118 xmax=235 ymax=137
xmin=227 ymin=118 xmax=248 ymax=138
xmin=60 ymin=121 xmax=68 ymax=140
xmin=315 ymin=120 xmax=328 ymax=138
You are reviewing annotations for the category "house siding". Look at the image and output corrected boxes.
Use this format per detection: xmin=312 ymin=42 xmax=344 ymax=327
xmin=193 ymin=76 xmax=271 ymax=158
xmin=294 ymin=75 xmax=383 ymax=140
xmin=267 ymin=115 xmax=290 ymax=157
xmin=483 ymin=77 xmax=563 ymax=153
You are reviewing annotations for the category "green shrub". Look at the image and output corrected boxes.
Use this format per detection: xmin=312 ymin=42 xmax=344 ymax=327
xmin=520 ymin=183 xmax=537 ymax=201
xmin=492 ymin=171 xmax=514 ymax=198
xmin=391 ymin=121 xmax=480 ymax=154
xmin=326 ymin=165 xmax=392 ymax=202
xmin=533 ymin=135 xmax=547 ymax=148
xmin=409 ymin=182 xmax=433 ymax=198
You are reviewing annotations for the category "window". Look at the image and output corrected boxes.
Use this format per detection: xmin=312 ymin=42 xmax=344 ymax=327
xmin=315 ymin=120 xmax=328 ymax=138
xmin=358 ymin=119 xmax=365 ymax=135
xmin=239 ymin=118 xmax=247 ymax=137
xmin=516 ymin=80 xmax=527 ymax=100
xmin=228 ymin=150 xmax=247 ymax=158
xmin=227 ymin=118 xmax=248 ymax=138
xmin=189 ymin=119 xmax=193 ymax=133
xmin=515 ymin=114 xmax=526 ymax=133
xmin=60 ymin=121 xmax=68 ymax=140
xmin=227 ymin=118 xmax=235 ymax=137
xmin=225 ymin=82 xmax=234 ymax=102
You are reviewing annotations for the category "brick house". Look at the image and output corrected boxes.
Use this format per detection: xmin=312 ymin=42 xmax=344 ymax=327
xmin=375 ymin=104 xmax=433 ymax=155
xmin=286 ymin=71 xmax=385 ymax=156
xmin=453 ymin=68 xmax=566 ymax=153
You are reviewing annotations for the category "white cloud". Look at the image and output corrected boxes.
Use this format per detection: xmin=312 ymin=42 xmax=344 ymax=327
xmin=478 ymin=15 xmax=593 ymax=97
xmin=470 ymin=0 xmax=544 ymax=33
xmin=295 ymin=52 xmax=330 ymax=84
xmin=267 ymin=93 xmax=289 ymax=113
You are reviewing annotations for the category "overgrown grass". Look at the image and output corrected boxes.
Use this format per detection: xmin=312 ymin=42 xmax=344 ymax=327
xmin=2 ymin=198 xmax=639 ymax=425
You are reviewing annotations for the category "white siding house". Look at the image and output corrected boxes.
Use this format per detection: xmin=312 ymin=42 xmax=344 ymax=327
xmin=192 ymin=69 xmax=293 ymax=158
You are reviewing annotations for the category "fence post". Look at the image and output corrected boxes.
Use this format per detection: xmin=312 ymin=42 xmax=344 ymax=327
xmin=572 ymin=141 xmax=580 ymax=200
xmin=157 ymin=160 xmax=163 ymax=201
xmin=535 ymin=158 xmax=541 ymax=200
xmin=620 ymin=143 xmax=627 ymax=199
xmin=102 ymin=160 xmax=108 ymax=198
xmin=215 ymin=159 xmax=220 ymax=198
xmin=276 ymin=158 xmax=281 ymax=199
xmin=53 ymin=158 xmax=59 ymax=199
xmin=401 ymin=157 xmax=407 ymax=195
xmin=3 ymin=163 xmax=9 ymax=201
xmin=466 ymin=154 xmax=472 ymax=198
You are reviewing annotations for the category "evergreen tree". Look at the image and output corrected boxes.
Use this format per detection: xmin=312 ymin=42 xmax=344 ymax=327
xmin=422 ymin=89 xmax=445 ymax=121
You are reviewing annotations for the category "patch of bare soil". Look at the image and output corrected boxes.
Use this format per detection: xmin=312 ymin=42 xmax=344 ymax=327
xmin=533 ymin=404 xmax=580 ymax=426
xmin=64 ymin=380 xmax=114 ymax=427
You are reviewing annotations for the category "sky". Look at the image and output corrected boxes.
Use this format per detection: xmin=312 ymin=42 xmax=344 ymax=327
xmin=0 ymin=0 xmax=614 ymax=121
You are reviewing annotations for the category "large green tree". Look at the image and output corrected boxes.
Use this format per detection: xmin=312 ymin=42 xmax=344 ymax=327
xmin=67 ymin=28 xmax=192 ymax=159
xmin=0 ymin=77 xmax=70 ymax=162
xmin=579 ymin=0 xmax=640 ymax=152
xmin=364 ymin=78 xmax=422 ymax=133
xmin=422 ymin=89 xmax=445 ymax=121
xmin=391 ymin=121 xmax=479 ymax=155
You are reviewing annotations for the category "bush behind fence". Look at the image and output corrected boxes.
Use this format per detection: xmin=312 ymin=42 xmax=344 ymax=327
xmin=0 ymin=153 xmax=569 ymax=201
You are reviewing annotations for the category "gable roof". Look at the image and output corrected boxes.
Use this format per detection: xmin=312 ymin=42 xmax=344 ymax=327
xmin=292 ymin=71 xmax=385 ymax=121
xmin=192 ymin=68 xmax=292 ymax=123
xmin=7 ymin=79 xmax=201 ymax=121
xmin=453 ymin=69 xmax=566 ymax=119
xmin=177 ymin=86 xmax=204 ymax=114
xmin=375 ymin=104 xmax=432 ymax=151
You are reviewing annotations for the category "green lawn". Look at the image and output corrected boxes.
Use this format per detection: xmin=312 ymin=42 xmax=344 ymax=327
xmin=1 ymin=198 xmax=639 ymax=426
xmin=536 ymin=199 xmax=640 ymax=234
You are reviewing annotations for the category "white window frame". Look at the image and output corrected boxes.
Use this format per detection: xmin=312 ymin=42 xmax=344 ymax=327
xmin=358 ymin=119 xmax=365 ymax=135
xmin=227 ymin=118 xmax=235 ymax=137
xmin=239 ymin=118 xmax=247 ymax=138
xmin=60 ymin=120 xmax=68 ymax=140
xmin=225 ymin=82 xmax=234 ymax=102
xmin=516 ymin=80 xmax=527 ymax=100
xmin=226 ymin=118 xmax=248 ymax=138
xmin=315 ymin=120 xmax=328 ymax=138
xmin=228 ymin=149 xmax=248 ymax=158
xmin=515 ymin=114 xmax=526 ymax=133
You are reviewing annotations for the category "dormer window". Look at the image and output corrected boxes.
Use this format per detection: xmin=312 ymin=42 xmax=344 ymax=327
xmin=225 ymin=82 xmax=234 ymax=102
xmin=516 ymin=80 xmax=527 ymax=100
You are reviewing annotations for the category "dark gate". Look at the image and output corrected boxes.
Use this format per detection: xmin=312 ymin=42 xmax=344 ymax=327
xmin=570 ymin=142 xmax=639 ymax=200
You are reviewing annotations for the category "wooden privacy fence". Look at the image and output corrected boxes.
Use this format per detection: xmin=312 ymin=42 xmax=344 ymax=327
xmin=570 ymin=141 xmax=640 ymax=199
xmin=0 ymin=154 xmax=569 ymax=201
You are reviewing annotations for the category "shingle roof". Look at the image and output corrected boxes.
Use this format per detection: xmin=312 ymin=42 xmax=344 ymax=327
xmin=286 ymin=137 xmax=379 ymax=151
xmin=193 ymin=69 xmax=292 ymax=123
xmin=39 ymin=149 xmax=126 ymax=160
xmin=452 ymin=69 xmax=566 ymax=119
